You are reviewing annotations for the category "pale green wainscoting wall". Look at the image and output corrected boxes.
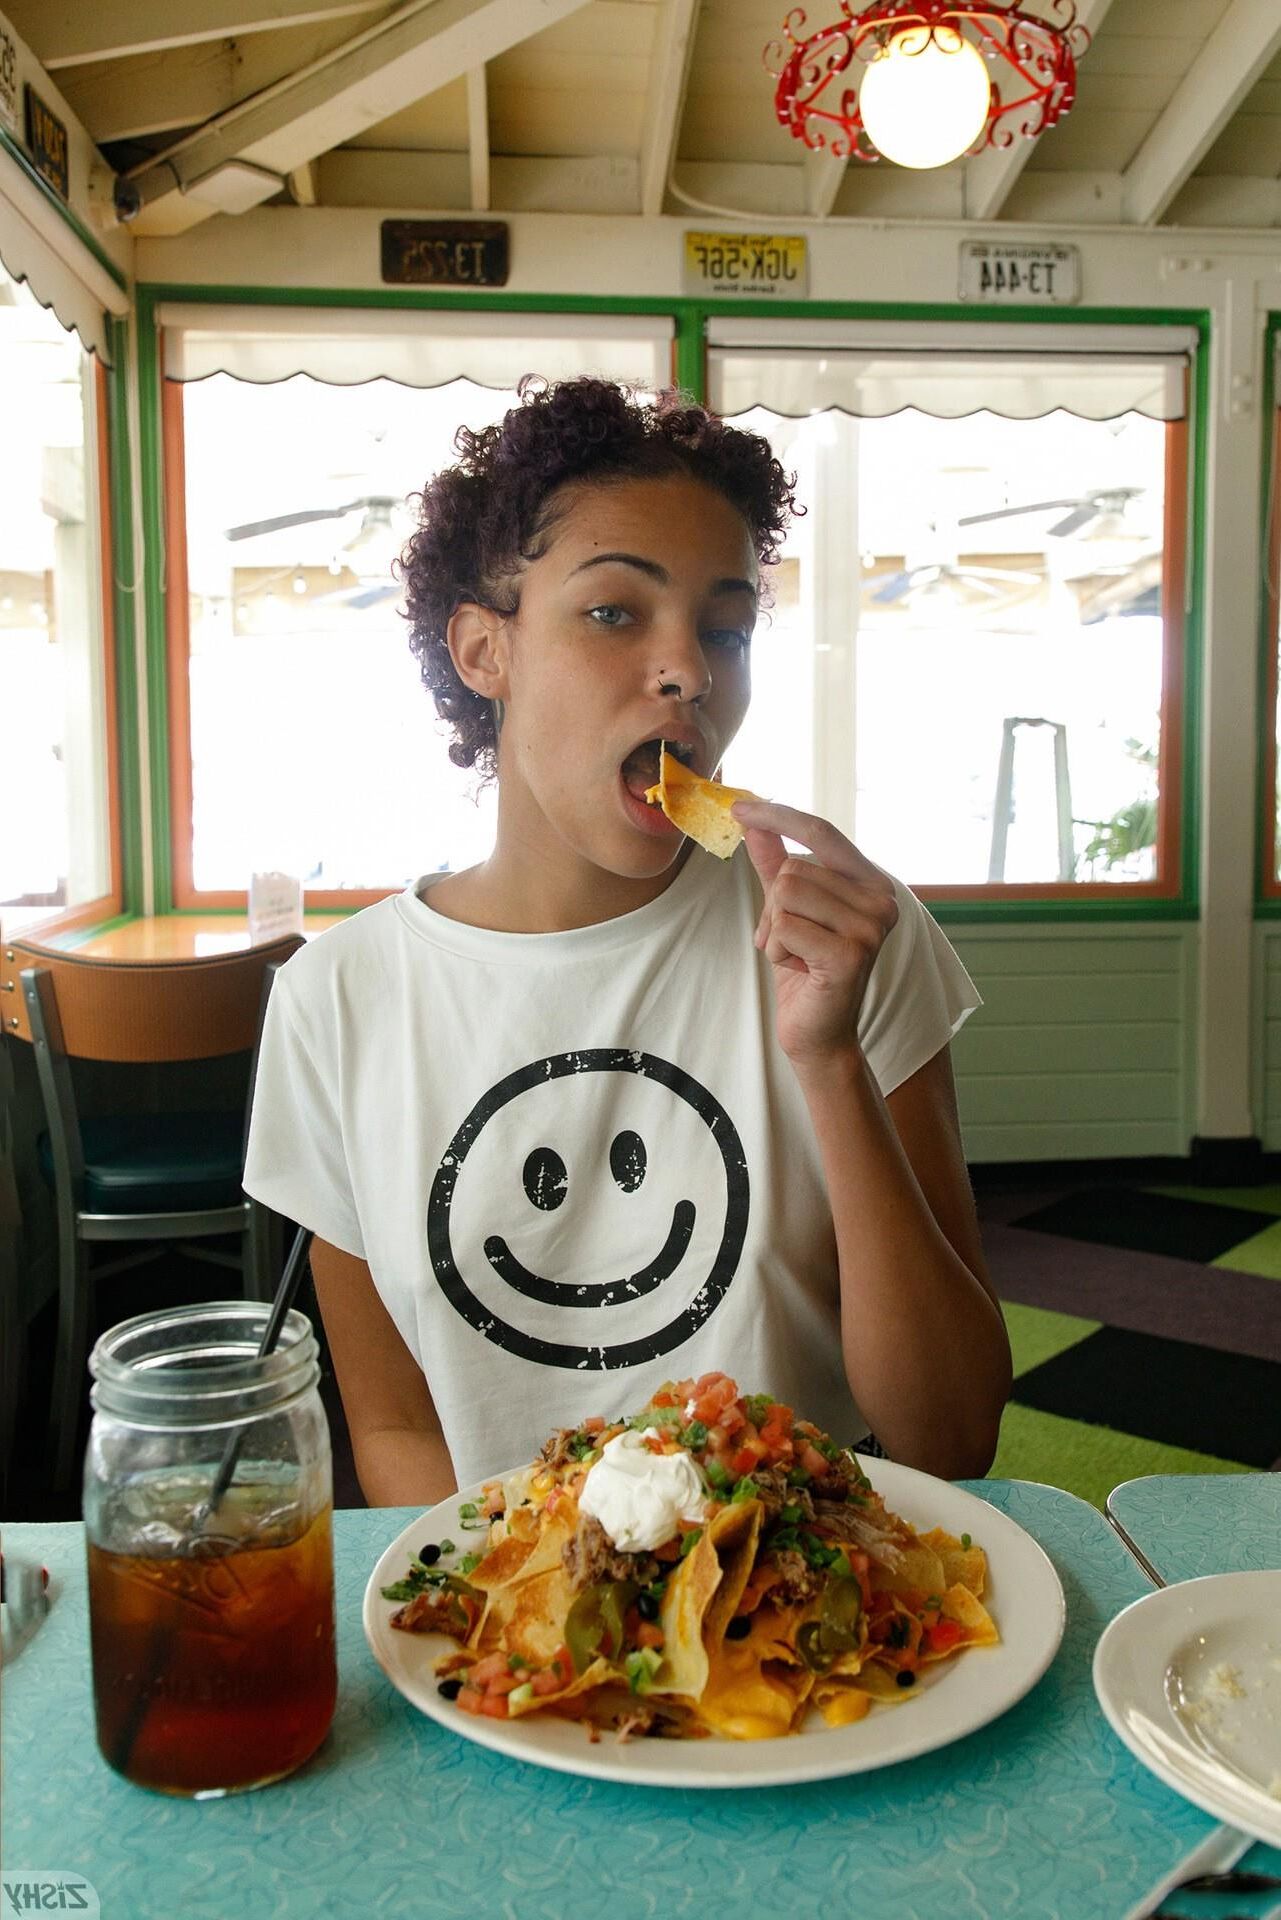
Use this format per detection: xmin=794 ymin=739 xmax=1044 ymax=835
xmin=1256 ymin=927 xmax=1281 ymax=1151
xmin=945 ymin=924 xmax=1200 ymax=1163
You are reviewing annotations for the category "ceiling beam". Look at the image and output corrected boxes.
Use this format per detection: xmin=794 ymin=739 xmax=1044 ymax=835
xmin=58 ymin=29 xmax=361 ymax=144
xmin=1122 ymin=0 xmax=1281 ymax=226
xmin=0 ymin=0 xmax=388 ymax=69
xmin=122 ymin=0 xmax=598 ymax=231
xmin=639 ymin=0 xmax=701 ymax=217
xmin=466 ymin=64 xmax=490 ymax=210
xmin=964 ymin=0 xmax=1118 ymax=222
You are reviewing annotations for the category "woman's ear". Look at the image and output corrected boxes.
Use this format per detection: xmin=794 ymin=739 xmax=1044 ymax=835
xmin=447 ymin=602 xmax=509 ymax=702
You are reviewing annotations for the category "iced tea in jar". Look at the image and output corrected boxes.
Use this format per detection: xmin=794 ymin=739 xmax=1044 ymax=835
xmin=84 ymin=1302 xmax=337 ymax=1796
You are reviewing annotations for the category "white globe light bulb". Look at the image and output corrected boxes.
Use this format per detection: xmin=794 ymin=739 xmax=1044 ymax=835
xmin=859 ymin=25 xmax=992 ymax=170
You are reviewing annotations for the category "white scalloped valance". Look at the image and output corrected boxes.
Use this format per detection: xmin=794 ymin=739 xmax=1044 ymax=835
xmin=159 ymin=305 xmax=675 ymax=388
xmin=708 ymin=319 xmax=1195 ymax=422
xmin=0 ymin=147 xmax=124 ymax=364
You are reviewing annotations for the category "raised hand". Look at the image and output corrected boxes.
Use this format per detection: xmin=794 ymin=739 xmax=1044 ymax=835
xmin=730 ymin=799 xmax=900 ymax=1069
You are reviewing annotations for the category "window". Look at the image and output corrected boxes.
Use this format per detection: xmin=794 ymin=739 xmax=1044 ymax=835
xmin=163 ymin=308 xmax=674 ymax=905
xmin=714 ymin=322 xmax=1190 ymax=900
xmin=0 ymin=261 xmax=117 ymax=932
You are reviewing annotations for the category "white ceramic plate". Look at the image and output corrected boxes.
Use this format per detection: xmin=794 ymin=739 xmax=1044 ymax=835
xmin=362 ymin=1460 xmax=1066 ymax=1788
xmin=1093 ymin=1571 xmax=1281 ymax=1845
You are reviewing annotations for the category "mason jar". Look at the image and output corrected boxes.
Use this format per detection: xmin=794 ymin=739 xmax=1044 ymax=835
xmin=83 ymin=1301 xmax=337 ymax=1797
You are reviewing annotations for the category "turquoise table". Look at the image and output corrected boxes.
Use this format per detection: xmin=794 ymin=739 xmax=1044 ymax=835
xmin=0 ymin=1485 xmax=1245 ymax=1920
xmin=1107 ymin=1474 xmax=1281 ymax=1586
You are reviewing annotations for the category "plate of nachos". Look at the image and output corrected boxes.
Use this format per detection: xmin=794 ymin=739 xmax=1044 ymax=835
xmin=362 ymin=1373 xmax=1064 ymax=1786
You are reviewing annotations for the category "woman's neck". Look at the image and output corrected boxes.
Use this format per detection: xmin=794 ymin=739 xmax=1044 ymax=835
xmin=424 ymin=818 xmax=691 ymax=934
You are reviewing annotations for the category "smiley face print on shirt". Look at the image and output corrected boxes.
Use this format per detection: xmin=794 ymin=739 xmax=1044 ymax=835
xmin=425 ymin=1050 xmax=750 ymax=1369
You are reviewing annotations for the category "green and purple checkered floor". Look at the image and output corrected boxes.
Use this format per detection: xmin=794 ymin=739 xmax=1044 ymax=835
xmin=980 ymin=1181 xmax=1281 ymax=1508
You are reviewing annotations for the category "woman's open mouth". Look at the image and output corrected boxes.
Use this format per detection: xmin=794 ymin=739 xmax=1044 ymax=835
xmin=618 ymin=739 xmax=696 ymax=836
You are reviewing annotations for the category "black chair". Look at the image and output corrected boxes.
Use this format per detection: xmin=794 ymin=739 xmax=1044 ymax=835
xmin=5 ymin=933 xmax=302 ymax=1489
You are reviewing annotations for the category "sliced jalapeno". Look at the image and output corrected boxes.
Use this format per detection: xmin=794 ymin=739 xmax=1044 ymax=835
xmin=565 ymin=1580 xmax=638 ymax=1674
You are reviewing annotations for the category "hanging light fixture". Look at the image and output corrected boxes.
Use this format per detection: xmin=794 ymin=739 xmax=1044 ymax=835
xmin=767 ymin=1 xmax=1090 ymax=172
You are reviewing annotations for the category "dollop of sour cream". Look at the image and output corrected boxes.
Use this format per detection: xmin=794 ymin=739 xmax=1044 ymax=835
xmin=578 ymin=1429 xmax=706 ymax=1553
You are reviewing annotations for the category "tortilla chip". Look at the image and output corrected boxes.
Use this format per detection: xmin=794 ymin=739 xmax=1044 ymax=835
xmin=697 ymin=1637 xmax=813 ymax=1740
xmin=915 ymin=1582 xmax=999 ymax=1661
xmin=465 ymin=1534 xmax=538 ymax=1593
xmin=918 ymin=1528 xmax=988 ymax=1598
xmin=644 ymin=750 xmax=760 ymax=859
xmin=504 ymin=1655 xmax=614 ymax=1718
xmin=655 ymin=1501 xmax=764 ymax=1699
xmin=816 ymin=1687 xmax=873 ymax=1728
xmin=700 ymin=1501 xmax=765 ymax=1647
xmin=500 ymin=1565 xmax=582 ymax=1666
xmin=868 ymin=1539 xmax=946 ymax=1603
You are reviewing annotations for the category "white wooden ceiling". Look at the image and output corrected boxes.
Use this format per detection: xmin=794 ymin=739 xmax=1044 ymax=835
xmin=8 ymin=0 xmax=1281 ymax=237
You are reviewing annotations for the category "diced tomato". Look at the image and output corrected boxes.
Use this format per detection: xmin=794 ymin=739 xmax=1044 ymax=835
xmin=582 ymin=1415 xmax=605 ymax=1432
xmin=653 ymin=1538 xmax=682 ymax=1563
xmin=925 ymin=1618 xmax=964 ymax=1654
xmin=635 ymin=1622 xmax=664 ymax=1651
xmin=798 ymin=1443 xmax=830 ymax=1479
xmin=759 ymin=1405 xmax=794 ymax=1461
xmin=651 ymin=1390 xmax=680 ymax=1408
xmin=531 ymin=1667 xmax=566 ymax=1696
xmin=478 ymin=1693 xmax=510 ymax=1718
xmin=718 ymin=1404 xmax=746 ymax=1437
xmin=457 ymin=1686 xmax=485 ymax=1716
xmin=549 ymin=1647 xmax=573 ymax=1686
xmin=690 ymin=1373 xmax=740 ymax=1424
xmin=730 ymin=1433 xmax=767 ymax=1478
xmin=471 ymin=1651 xmax=511 ymax=1687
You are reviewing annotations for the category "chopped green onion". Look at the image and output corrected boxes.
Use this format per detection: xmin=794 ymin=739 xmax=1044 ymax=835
xmin=961 ymin=1533 xmax=972 ymax=1550
xmin=508 ymin=1653 xmax=528 ymax=1673
xmin=779 ymin=1503 xmax=803 ymax=1526
xmin=677 ymin=1419 xmax=709 ymax=1450
xmin=705 ymin=1459 xmax=731 ymax=1491
xmin=437 ymin=1539 xmax=457 ymax=1556
xmin=831 ymin=1551 xmax=853 ymax=1579
xmin=787 ymin=1467 xmax=812 ymax=1488
xmin=743 ymin=1393 xmax=774 ymax=1427
xmin=679 ymin=1528 xmax=703 ymax=1558
xmin=457 ymin=1551 xmax=483 ymax=1576
xmin=623 ymin=1648 xmax=663 ymax=1696
xmin=730 ymin=1475 xmax=759 ymax=1505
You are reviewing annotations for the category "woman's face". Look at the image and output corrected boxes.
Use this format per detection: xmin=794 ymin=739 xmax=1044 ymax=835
xmin=477 ymin=472 xmax=759 ymax=882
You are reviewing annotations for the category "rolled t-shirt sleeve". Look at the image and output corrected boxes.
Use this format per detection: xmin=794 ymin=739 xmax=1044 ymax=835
xmin=242 ymin=970 xmax=366 ymax=1259
xmin=856 ymin=878 xmax=982 ymax=1097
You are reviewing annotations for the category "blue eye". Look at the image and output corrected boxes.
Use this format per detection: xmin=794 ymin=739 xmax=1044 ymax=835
xmin=588 ymin=604 xmax=630 ymax=629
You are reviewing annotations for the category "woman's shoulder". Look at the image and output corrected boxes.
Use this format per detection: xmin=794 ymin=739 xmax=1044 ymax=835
xmin=272 ymin=893 xmax=408 ymax=1006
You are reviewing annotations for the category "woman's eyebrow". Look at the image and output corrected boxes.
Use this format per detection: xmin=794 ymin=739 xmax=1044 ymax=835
xmin=569 ymin=552 xmax=756 ymax=599
xmin=570 ymin=551 xmax=667 ymax=582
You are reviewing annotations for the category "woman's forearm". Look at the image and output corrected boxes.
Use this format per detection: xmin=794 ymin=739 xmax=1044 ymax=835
xmin=353 ymin=1423 xmax=459 ymax=1508
xmin=795 ymin=1045 xmax=1011 ymax=1478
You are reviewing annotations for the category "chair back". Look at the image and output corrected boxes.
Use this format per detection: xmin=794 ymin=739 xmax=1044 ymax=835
xmin=3 ymin=936 xmax=304 ymax=1063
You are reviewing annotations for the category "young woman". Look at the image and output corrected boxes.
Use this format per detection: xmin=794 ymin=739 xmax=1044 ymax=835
xmin=243 ymin=378 xmax=1011 ymax=1505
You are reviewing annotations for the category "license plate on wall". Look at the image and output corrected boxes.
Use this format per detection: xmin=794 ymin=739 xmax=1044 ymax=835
xmin=684 ymin=233 xmax=808 ymax=299
xmin=959 ymin=242 xmax=1080 ymax=305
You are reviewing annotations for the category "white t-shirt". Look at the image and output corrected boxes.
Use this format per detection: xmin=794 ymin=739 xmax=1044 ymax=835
xmin=243 ymin=849 xmax=980 ymax=1485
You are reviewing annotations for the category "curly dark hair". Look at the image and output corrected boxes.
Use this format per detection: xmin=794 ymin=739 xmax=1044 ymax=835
xmin=400 ymin=376 xmax=798 ymax=778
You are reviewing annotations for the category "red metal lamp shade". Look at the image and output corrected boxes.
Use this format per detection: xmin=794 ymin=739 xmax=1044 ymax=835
xmin=767 ymin=0 xmax=1091 ymax=165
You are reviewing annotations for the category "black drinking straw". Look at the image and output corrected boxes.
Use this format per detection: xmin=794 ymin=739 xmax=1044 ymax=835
xmin=110 ymin=1227 xmax=315 ymax=1773
xmin=191 ymin=1226 xmax=316 ymax=1534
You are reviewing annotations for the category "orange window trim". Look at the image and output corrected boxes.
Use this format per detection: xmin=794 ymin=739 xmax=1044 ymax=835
xmin=1260 ymin=407 xmax=1281 ymax=899
xmin=7 ymin=361 xmax=124 ymax=939
xmin=912 ymin=411 xmax=1188 ymax=903
xmin=164 ymin=386 xmax=1189 ymax=907
xmin=164 ymin=379 xmax=395 ymax=912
